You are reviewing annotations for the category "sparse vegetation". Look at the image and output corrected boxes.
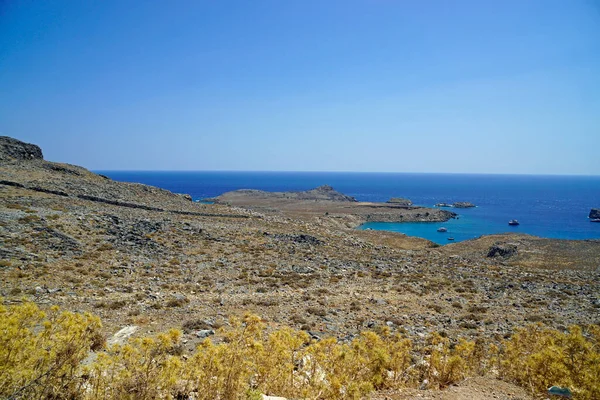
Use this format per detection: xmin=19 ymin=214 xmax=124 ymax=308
xmin=2 ymin=302 xmax=599 ymax=399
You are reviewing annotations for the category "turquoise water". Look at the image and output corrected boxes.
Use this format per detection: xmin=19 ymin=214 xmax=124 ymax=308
xmin=97 ymin=171 xmax=600 ymax=244
xmin=360 ymin=207 xmax=523 ymax=244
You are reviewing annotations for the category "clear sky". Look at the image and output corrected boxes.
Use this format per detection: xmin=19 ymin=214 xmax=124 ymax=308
xmin=1 ymin=1 xmax=599 ymax=174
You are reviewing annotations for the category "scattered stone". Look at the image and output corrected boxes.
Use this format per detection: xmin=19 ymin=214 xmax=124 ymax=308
xmin=195 ymin=329 xmax=215 ymax=339
xmin=267 ymin=233 xmax=323 ymax=246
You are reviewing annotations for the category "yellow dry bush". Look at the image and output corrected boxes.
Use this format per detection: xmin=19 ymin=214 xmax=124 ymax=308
xmin=253 ymin=326 xmax=310 ymax=398
xmin=3 ymin=300 xmax=598 ymax=400
xmin=0 ymin=300 xmax=103 ymax=400
xmin=182 ymin=313 xmax=266 ymax=400
xmin=85 ymin=329 xmax=183 ymax=399
xmin=421 ymin=332 xmax=477 ymax=389
xmin=177 ymin=315 xmax=414 ymax=399
xmin=500 ymin=323 xmax=600 ymax=400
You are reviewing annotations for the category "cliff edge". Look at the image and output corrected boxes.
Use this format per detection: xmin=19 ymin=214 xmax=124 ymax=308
xmin=0 ymin=136 xmax=43 ymax=161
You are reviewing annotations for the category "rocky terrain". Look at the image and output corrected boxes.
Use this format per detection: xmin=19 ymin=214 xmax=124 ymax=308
xmin=1 ymin=137 xmax=599 ymax=398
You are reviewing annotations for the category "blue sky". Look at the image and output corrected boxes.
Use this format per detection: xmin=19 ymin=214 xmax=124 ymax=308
xmin=1 ymin=1 xmax=599 ymax=174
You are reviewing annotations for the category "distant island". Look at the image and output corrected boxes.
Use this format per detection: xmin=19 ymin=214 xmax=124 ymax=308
xmin=435 ymin=202 xmax=476 ymax=208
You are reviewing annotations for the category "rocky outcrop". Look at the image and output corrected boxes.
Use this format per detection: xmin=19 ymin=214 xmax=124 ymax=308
xmin=178 ymin=193 xmax=193 ymax=202
xmin=0 ymin=136 xmax=43 ymax=161
xmin=303 ymin=185 xmax=357 ymax=202
xmin=590 ymin=209 xmax=600 ymax=219
xmin=386 ymin=198 xmax=413 ymax=206
xmin=487 ymin=243 xmax=517 ymax=258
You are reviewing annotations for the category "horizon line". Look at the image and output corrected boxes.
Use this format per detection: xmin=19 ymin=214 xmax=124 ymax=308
xmin=92 ymin=169 xmax=600 ymax=177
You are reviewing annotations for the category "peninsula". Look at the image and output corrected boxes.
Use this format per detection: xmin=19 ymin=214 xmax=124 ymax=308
xmin=210 ymin=186 xmax=456 ymax=226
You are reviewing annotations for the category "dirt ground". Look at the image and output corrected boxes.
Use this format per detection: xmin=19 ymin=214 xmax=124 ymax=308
xmin=372 ymin=377 xmax=534 ymax=400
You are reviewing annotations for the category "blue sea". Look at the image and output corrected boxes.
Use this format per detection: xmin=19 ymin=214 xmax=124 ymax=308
xmin=97 ymin=171 xmax=600 ymax=244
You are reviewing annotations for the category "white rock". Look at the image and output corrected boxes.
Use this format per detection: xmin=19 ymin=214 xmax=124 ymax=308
xmin=108 ymin=326 xmax=139 ymax=346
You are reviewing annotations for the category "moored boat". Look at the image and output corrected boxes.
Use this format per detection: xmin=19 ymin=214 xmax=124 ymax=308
xmin=447 ymin=237 xmax=454 ymax=241
xmin=591 ymin=218 xmax=600 ymax=223
xmin=508 ymin=219 xmax=520 ymax=226
xmin=437 ymin=227 xmax=447 ymax=232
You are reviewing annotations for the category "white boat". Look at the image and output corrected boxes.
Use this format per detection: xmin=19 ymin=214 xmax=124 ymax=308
xmin=437 ymin=227 xmax=447 ymax=232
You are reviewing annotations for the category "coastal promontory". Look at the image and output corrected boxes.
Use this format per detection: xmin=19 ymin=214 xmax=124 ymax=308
xmin=212 ymin=186 xmax=456 ymax=225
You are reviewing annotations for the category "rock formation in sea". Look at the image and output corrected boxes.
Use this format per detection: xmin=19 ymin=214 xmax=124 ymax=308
xmin=435 ymin=202 xmax=475 ymax=208
xmin=452 ymin=202 xmax=476 ymax=208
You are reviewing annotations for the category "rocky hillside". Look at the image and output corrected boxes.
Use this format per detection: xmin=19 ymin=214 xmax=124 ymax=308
xmin=1 ymin=136 xmax=599 ymax=399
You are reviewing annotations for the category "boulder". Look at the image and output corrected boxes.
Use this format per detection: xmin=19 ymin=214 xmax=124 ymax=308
xmin=0 ymin=136 xmax=43 ymax=161
xmin=589 ymin=209 xmax=600 ymax=219
xmin=386 ymin=197 xmax=413 ymax=206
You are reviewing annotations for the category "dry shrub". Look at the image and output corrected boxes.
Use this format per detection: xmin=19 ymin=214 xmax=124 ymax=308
xmin=0 ymin=300 xmax=103 ymax=399
xmin=499 ymin=323 xmax=600 ymax=400
xmin=87 ymin=329 xmax=182 ymax=399
xmin=2 ymin=301 xmax=598 ymax=400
